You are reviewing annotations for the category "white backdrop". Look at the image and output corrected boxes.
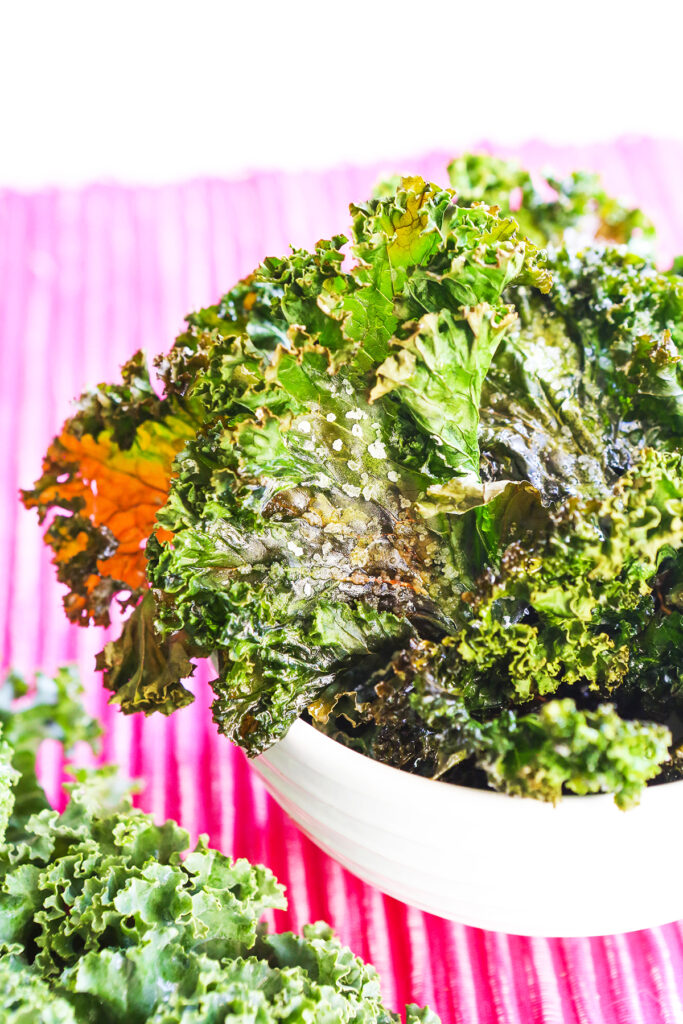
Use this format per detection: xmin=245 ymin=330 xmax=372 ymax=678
xmin=2 ymin=0 xmax=682 ymax=188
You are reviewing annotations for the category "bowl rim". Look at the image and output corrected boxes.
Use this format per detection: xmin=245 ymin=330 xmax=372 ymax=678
xmin=266 ymin=717 xmax=683 ymax=812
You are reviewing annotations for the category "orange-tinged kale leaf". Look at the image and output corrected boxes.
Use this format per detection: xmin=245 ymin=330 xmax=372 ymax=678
xmin=21 ymin=353 xmax=198 ymax=627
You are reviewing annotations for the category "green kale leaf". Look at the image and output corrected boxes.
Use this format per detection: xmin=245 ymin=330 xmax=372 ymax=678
xmin=472 ymin=699 xmax=670 ymax=809
xmin=0 ymin=669 xmax=439 ymax=1023
xmin=411 ymin=690 xmax=670 ymax=809
xmin=447 ymin=153 xmax=655 ymax=249
xmin=0 ymin=667 xmax=99 ymax=843
xmin=408 ymin=449 xmax=683 ymax=712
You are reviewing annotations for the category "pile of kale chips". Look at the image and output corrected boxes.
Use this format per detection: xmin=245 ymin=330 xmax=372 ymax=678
xmin=0 ymin=668 xmax=437 ymax=1022
xmin=24 ymin=156 xmax=683 ymax=807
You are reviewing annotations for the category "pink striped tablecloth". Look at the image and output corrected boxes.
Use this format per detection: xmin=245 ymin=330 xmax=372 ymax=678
xmin=2 ymin=138 xmax=683 ymax=1023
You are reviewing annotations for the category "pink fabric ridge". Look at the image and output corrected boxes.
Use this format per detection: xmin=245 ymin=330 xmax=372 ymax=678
xmin=2 ymin=138 xmax=683 ymax=1024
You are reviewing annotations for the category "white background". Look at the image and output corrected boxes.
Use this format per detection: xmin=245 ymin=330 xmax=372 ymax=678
xmin=1 ymin=0 xmax=682 ymax=188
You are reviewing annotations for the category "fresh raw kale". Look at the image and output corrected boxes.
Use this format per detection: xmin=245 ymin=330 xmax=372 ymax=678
xmin=0 ymin=669 xmax=437 ymax=1023
xmin=23 ymin=155 xmax=683 ymax=804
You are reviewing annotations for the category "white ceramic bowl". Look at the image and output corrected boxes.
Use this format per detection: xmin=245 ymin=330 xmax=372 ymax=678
xmin=252 ymin=719 xmax=683 ymax=936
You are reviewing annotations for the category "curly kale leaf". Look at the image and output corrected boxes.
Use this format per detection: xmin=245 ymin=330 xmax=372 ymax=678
xmin=95 ymin=591 xmax=197 ymax=716
xmin=473 ymin=699 xmax=670 ymax=808
xmin=546 ymin=245 xmax=683 ymax=434
xmin=412 ymin=690 xmax=670 ymax=809
xmin=0 ymin=669 xmax=438 ymax=1024
xmin=370 ymin=305 xmax=518 ymax=479
xmin=447 ymin=165 xmax=683 ymax=507
xmin=408 ymin=449 xmax=683 ymax=711
xmin=0 ymin=957 xmax=79 ymax=1023
xmin=620 ymin=546 xmax=683 ymax=720
xmin=0 ymin=667 xmax=99 ymax=844
xmin=0 ymin=735 xmax=18 ymax=847
xmin=447 ymin=153 xmax=654 ymax=249
xmin=346 ymin=176 xmax=546 ymax=371
xmin=478 ymin=246 xmax=683 ymax=503
xmin=317 ymin=648 xmax=671 ymax=808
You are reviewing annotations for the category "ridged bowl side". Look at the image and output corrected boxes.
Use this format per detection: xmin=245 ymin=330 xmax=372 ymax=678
xmin=252 ymin=719 xmax=683 ymax=936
